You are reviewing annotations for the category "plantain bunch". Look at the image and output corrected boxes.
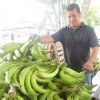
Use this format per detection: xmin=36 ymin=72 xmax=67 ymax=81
xmin=0 ymin=37 xmax=93 ymax=100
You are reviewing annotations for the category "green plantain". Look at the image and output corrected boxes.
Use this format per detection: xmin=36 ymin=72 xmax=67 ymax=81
xmin=11 ymin=68 xmax=22 ymax=87
xmin=5 ymin=67 xmax=19 ymax=84
xmin=24 ymin=67 xmax=38 ymax=95
xmin=47 ymin=80 xmax=58 ymax=90
xmin=31 ymin=71 xmax=50 ymax=93
xmin=19 ymin=66 xmax=33 ymax=95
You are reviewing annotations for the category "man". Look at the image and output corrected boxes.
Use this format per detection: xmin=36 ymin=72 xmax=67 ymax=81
xmin=39 ymin=3 xmax=99 ymax=85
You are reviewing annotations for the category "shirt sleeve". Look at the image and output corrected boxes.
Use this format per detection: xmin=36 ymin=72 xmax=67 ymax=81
xmin=51 ymin=27 xmax=65 ymax=43
xmin=88 ymin=27 xmax=99 ymax=48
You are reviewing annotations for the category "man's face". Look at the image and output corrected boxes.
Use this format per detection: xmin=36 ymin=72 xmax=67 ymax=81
xmin=67 ymin=9 xmax=81 ymax=29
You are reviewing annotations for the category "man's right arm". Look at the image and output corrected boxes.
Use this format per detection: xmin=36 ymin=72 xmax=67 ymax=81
xmin=39 ymin=35 xmax=54 ymax=44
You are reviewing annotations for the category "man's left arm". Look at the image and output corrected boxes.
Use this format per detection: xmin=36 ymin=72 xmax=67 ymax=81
xmin=84 ymin=46 xmax=99 ymax=71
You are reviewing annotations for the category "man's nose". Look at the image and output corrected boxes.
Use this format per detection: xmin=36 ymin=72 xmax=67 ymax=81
xmin=70 ymin=16 xmax=74 ymax=21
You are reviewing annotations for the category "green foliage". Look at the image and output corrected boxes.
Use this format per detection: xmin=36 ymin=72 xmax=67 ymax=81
xmin=84 ymin=7 xmax=100 ymax=26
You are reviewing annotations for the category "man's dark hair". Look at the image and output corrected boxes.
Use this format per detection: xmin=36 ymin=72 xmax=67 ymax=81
xmin=66 ymin=3 xmax=80 ymax=13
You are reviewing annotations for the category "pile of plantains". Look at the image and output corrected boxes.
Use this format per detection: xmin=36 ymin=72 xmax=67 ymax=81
xmin=0 ymin=37 xmax=93 ymax=100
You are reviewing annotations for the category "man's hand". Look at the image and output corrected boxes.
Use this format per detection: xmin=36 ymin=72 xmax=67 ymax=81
xmin=83 ymin=61 xmax=94 ymax=71
xmin=83 ymin=46 xmax=99 ymax=71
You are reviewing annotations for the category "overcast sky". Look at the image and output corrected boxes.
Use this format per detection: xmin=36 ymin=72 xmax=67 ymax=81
xmin=0 ymin=0 xmax=48 ymax=30
xmin=0 ymin=0 xmax=99 ymax=31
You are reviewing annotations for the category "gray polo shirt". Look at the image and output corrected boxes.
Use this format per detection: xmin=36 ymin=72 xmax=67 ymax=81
xmin=52 ymin=23 xmax=99 ymax=72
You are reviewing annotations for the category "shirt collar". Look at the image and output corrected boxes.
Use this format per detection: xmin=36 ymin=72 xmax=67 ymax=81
xmin=68 ymin=22 xmax=85 ymax=29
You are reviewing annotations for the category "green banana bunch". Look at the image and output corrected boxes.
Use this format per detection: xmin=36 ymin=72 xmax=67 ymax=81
xmin=77 ymin=89 xmax=92 ymax=100
xmin=35 ymin=61 xmax=58 ymax=74
xmin=0 ymin=61 xmax=17 ymax=73
xmin=83 ymin=83 xmax=92 ymax=90
xmin=1 ymin=43 xmax=23 ymax=58
xmin=3 ymin=50 xmax=21 ymax=61
xmin=30 ymin=45 xmax=40 ymax=60
xmin=34 ymin=64 xmax=49 ymax=72
xmin=45 ymin=63 xmax=59 ymax=73
xmin=35 ymin=59 xmax=58 ymax=73
xmin=63 ymin=67 xmax=86 ymax=78
xmin=37 ymin=44 xmax=47 ymax=58
xmin=30 ymin=45 xmax=46 ymax=61
xmin=0 ymin=37 xmax=94 ymax=100
xmin=81 ymin=85 xmax=92 ymax=94
xmin=37 ymin=65 xmax=59 ymax=79
xmin=20 ymin=38 xmax=33 ymax=57
xmin=0 ymin=61 xmax=20 ymax=83
xmin=59 ymin=69 xmax=84 ymax=85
